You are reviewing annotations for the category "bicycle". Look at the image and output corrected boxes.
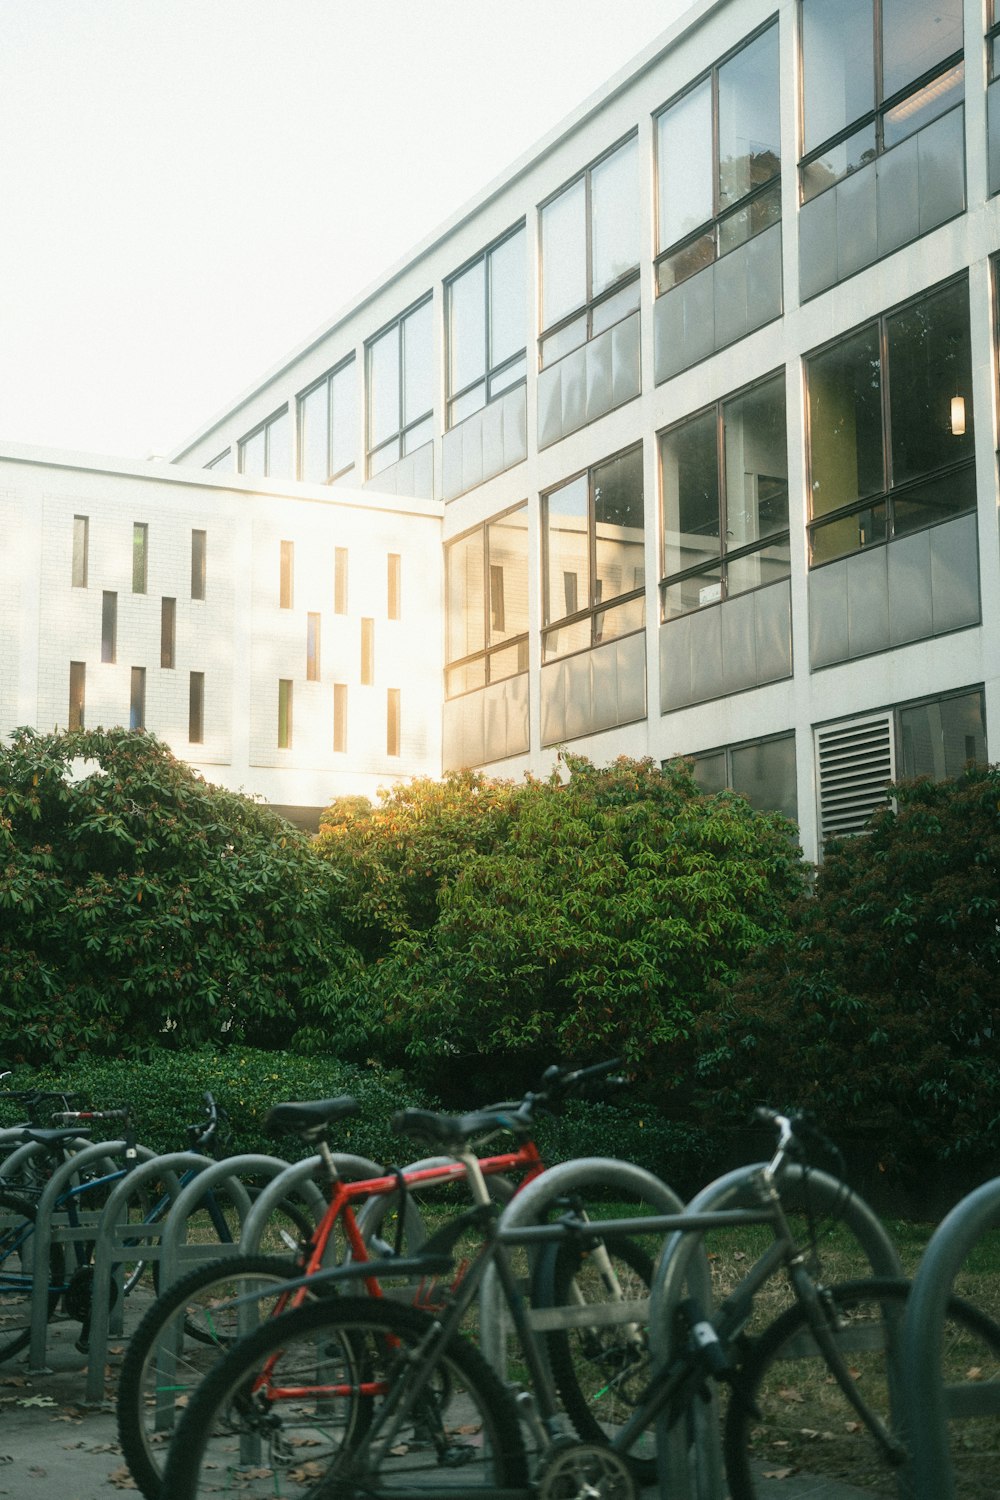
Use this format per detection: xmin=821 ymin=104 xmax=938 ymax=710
xmin=159 ymin=1105 xmax=1000 ymax=1499
xmin=0 ymin=1092 xmax=311 ymax=1361
xmin=117 ymin=1060 xmax=653 ymax=1500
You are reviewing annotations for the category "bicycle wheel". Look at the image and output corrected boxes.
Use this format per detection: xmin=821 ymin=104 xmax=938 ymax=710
xmin=534 ymin=1233 xmax=655 ymax=1480
xmin=161 ymin=1295 xmax=529 ymax=1499
xmin=0 ymin=1190 xmax=65 ymax=1361
xmin=117 ymin=1252 xmax=298 ymax=1500
xmin=725 ymin=1275 xmax=1000 ymax=1499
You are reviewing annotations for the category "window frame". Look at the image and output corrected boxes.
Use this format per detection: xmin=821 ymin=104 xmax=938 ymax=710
xmin=68 ymin=661 xmax=86 ymax=731
xmin=659 ymin=367 xmax=790 ymax=620
xmin=191 ymin=530 xmax=207 ymax=601
xmin=101 ymin=591 xmax=117 ymax=665
xmin=445 ymin=223 xmax=527 ymax=428
xmin=277 ymin=678 xmax=293 ymax=749
xmin=538 ymin=132 xmax=641 ymax=367
xmin=297 ymin=355 xmax=357 ymax=484
xmin=445 ymin=502 xmax=530 ymax=699
xmin=306 ymin=612 xmax=321 ymax=682
xmin=804 ymin=274 xmax=976 ymax=568
xmin=238 ymin=406 xmax=290 ymax=479
xmin=365 ymin=296 xmax=434 ymax=478
xmin=387 ymin=687 xmax=401 ymax=757
xmin=797 ymin=0 xmax=965 ymax=204
xmin=132 ymin=523 xmax=148 ymax=595
xmin=189 ymin=671 xmax=205 ymax=745
xmin=679 ymin=728 xmax=798 ymax=822
xmin=541 ymin=443 xmax=645 ymax=664
xmin=160 ymin=596 xmax=176 ymax=670
xmin=72 ymin=515 xmax=89 ymax=588
xmin=654 ymin=17 xmax=781 ymax=295
xmin=279 ymin=540 xmax=294 ymax=610
xmin=129 ymin=666 xmax=146 ymax=732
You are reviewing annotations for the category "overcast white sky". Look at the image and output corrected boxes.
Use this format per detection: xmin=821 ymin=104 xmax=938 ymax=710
xmin=0 ymin=0 xmax=693 ymax=461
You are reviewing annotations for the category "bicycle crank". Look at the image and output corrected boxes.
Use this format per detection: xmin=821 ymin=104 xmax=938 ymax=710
xmin=535 ymin=1438 xmax=638 ymax=1500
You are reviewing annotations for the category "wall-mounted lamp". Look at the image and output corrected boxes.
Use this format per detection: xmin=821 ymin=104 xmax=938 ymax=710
xmin=950 ymin=395 xmax=967 ymax=436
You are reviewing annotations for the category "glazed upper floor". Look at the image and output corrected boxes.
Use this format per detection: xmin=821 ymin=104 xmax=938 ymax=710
xmin=169 ymin=0 xmax=1000 ymax=507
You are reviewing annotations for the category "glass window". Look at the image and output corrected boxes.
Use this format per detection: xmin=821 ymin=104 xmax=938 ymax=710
xmin=298 ymin=358 xmax=356 ymax=484
xmin=445 ymin=505 xmax=529 ymax=697
xmin=130 ymin=667 xmax=146 ymax=732
xmin=387 ymin=687 xmax=401 ymax=757
xmin=132 ymin=523 xmax=148 ymax=594
xmin=279 ymin=540 xmax=294 ymax=610
xmin=333 ymin=682 xmax=348 ymax=753
xmin=656 ymin=23 xmax=780 ymax=293
xmin=540 ymin=137 xmax=639 ymax=366
xmin=191 ymin=530 xmax=206 ymax=601
xmin=334 ymin=547 xmax=348 ymax=615
xmin=366 ymin=298 xmax=434 ymax=476
xmin=306 ymin=613 xmax=320 ymax=681
xmin=68 ymin=662 xmax=85 ymax=731
xmin=661 ymin=372 xmax=789 ymax=618
xmin=239 ymin=408 xmax=290 ymax=479
xmin=189 ymin=672 xmax=204 ymax=745
xmin=800 ymin=0 xmax=963 ymax=199
xmin=160 ymin=597 xmax=176 ymax=669
xmin=899 ymin=689 xmax=986 ymax=779
xmin=689 ymin=732 xmax=798 ymax=822
xmin=361 ymin=618 xmax=374 ymax=685
xmin=205 ymin=449 xmax=230 ymax=471
xmin=278 ymin=679 xmax=292 ymax=749
xmin=543 ymin=446 xmax=644 ymax=661
xmin=101 ymin=592 xmax=117 ymax=664
xmin=806 ymin=278 xmax=974 ymax=564
xmin=72 ymin=516 xmax=89 ymax=588
xmin=387 ymin=554 xmax=401 ymax=620
xmin=447 ymin=226 xmax=526 ymax=426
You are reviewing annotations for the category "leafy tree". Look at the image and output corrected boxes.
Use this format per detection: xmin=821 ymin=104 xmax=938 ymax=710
xmin=0 ymin=727 xmax=351 ymax=1062
xmin=315 ymin=755 xmax=807 ymax=1080
xmin=692 ymin=764 xmax=1000 ymax=1172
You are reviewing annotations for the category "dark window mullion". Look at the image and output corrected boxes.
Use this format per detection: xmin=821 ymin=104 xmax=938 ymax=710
xmin=584 ymin=168 xmax=595 ymax=336
xmin=879 ymin=316 xmax=894 ymax=517
xmin=711 ymin=63 xmax=721 ymax=228
xmin=715 ymin=401 xmax=728 ymax=593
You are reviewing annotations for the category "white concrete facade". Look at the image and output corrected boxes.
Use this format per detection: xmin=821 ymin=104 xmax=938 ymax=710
xmin=2 ymin=0 xmax=997 ymax=856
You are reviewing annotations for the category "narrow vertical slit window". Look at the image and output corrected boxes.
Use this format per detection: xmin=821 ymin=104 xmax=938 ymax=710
xmin=361 ymin=618 xmax=375 ymax=685
xmin=101 ymin=591 xmax=117 ymax=664
xmin=333 ymin=683 xmax=348 ymax=752
xmin=334 ymin=547 xmax=349 ymax=614
xmin=191 ymin=530 xmax=207 ymax=601
xmin=280 ymin=540 xmax=294 ymax=609
xmin=72 ymin=516 xmax=89 ymax=587
xmin=68 ymin=662 xmax=86 ymax=731
xmin=387 ymin=553 xmax=401 ymax=620
xmin=130 ymin=667 xmax=146 ymax=731
xmin=161 ymin=597 xmax=176 ymax=669
xmin=132 ymin=523 xmax=148 ymax=594
xmin=189 ymin=671 xmax=205 ymax=744
xmin=307 ymin=613 xmax=321 ymax=681
xmin=387 ymin=687 xmax=401 ymax=756
xmin=278 ymin=679 xmax=293 ymax=749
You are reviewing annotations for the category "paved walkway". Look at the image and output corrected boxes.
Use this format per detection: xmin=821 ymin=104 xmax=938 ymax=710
xmin=0 ymin=1314 xmax=883 ymax=1499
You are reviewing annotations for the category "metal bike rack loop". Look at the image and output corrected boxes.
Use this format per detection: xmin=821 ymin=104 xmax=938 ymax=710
xmin=28 ymin=1138 xmax=160 ymax=1370
xmin=902 ymin=1177 xmax=1000 ymax=1499
xmin=650 ymin=1162 xmax=905 ymax=1500
xmin=156 ymin=1152 xmax=298 ymax=1290
xmin=239 ymin=1153 xmax=378 ymax=1255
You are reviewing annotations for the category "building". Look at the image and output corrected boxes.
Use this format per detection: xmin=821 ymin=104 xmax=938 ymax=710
xmin=2 ymin=0 xmax=996 ymax=858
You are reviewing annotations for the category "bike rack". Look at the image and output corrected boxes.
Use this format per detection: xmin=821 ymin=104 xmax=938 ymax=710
xmin=240 ymin=1152 xmax=382 ymax=1257
xmin=0 ymin=1137 xmax=116 ymax=1184
xmin=82 ymin=1151 xmax=215 ymax=1403
xmin=156 ymin=1152 xmax=297 ymax=1291
xmin=901 ymin=1176 xmax=1000 ymax=1499
xmin=650 ymin=1162 xmax=906 ymax=1500
xmin=28 ymin=1138 xmax=161 ymax=1371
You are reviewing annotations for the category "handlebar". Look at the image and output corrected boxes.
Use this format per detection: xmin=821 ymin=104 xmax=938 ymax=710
xmin=754 ymin=1106 xmax=844 ymax=1183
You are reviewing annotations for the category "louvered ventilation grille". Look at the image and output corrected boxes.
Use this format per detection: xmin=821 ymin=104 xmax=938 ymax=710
xmin=816 ymin=715 xmax=894 ymax=843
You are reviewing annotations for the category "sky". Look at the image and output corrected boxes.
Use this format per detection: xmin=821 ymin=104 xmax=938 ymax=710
xmin=0 ymin=0 xmax=694 ymax=462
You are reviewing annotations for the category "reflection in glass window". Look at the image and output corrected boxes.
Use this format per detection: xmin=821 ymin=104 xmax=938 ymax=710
xmin=278 ymin=679 xmax=292 ymax=749
xmin=447 ymin=226 xmax=526 ymax=427
xmin=800 ymin=0 xmax=964 ymax=201
xmin=132 ymin=523 xmax=148 ymax=594
xmin=539 ymin=136 xmax=639 ymax=366
xmin=366 ymin=299 xmax=433 ymax=478
xmin=189 ymin=672 xmax=204 ymax=745
xmin=238 ymin=408 xmax=291 ymax=479
xmin=543 ymin=446 xmax=644 ymax=661
xmin=899 ymin=689 xmax=986 ymax=779
xmin=69 ymin=662 xmax=86 ymax=731
xmin=688 ymin=732 xmax=798 ymax=823
xmin=130 ymin=667 xmax=146 ymax=732
xmin=298 ymin=358 xmax=356 ymax=484
xmin=445 ymin=505 xmax=529 ymax=698
xmin=806 ymin=278 xmax=974 ymax=565
xmin=656 ymin=22 xmax=779 ymax=293
xmin=660 ymin=372 xmax=789 ymax=618
xmin=72 ymin=515 xmax=89 ymax=588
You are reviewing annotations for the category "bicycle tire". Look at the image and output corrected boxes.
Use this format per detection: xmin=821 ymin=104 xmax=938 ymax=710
xmin=161 ymin=1294 xmax=529 ymax=1499
xmin=724 ymin=1275 xmax=1000 ymax=1499
xmin=534 ymin=1232 xmax=656 ymax=1481
xmin=117 ymin=1251 xmax=298 ymax=1500
xmin=0 ymin=1190 xmax=65 ymax=1361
